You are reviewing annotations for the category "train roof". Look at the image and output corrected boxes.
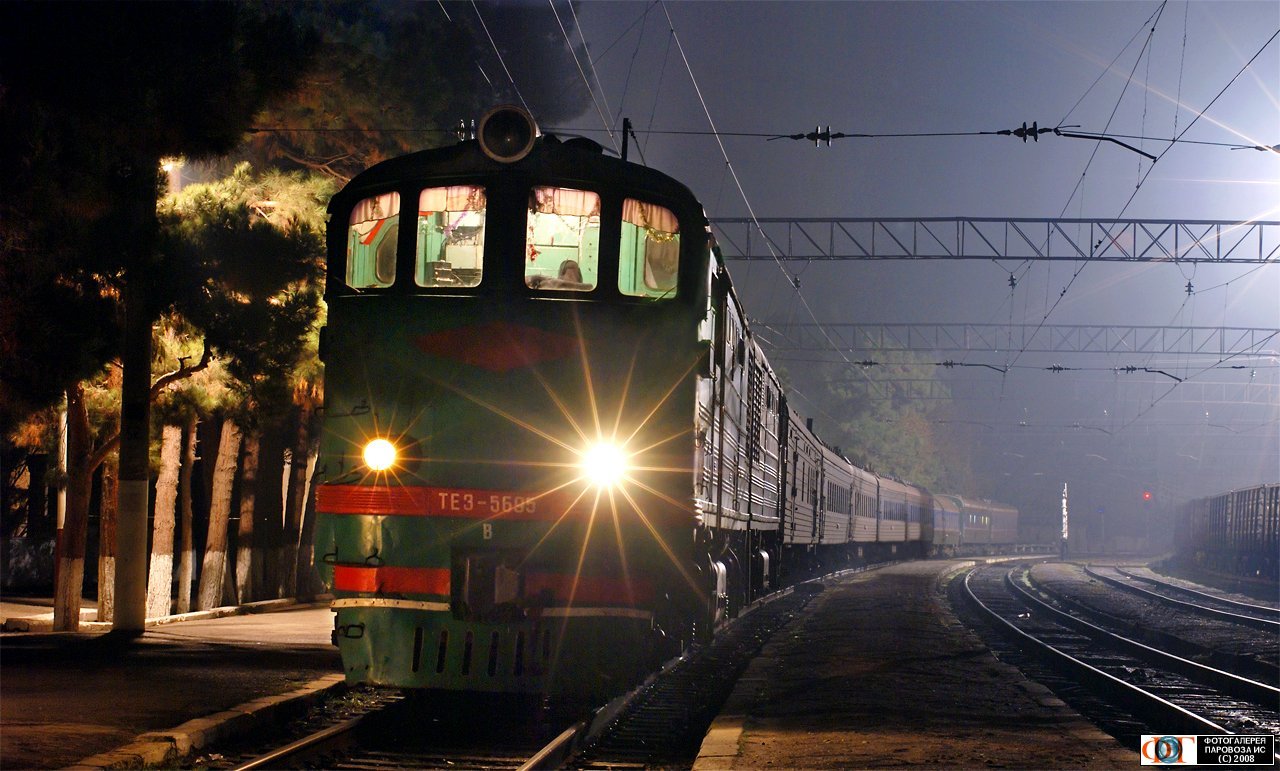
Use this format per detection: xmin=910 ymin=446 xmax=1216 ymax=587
xmin=330 ymin=132 xmax=707 ymax=226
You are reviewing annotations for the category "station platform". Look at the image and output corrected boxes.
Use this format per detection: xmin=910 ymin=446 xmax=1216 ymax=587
xmin=694 ymin=560 xmax=1135 ymax=769
xmin=0 ymin=599 xmax=341 ymax=769
xmin=1 ymin=560 xmax=1138 ymax=769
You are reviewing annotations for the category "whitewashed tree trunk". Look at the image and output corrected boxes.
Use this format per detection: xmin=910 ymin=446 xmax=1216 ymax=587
xmin=198 ymin=420 xmax=240 ymax=609
xmin=235 ymin=430 xmax=259 ymax=602
xmin=54 ymin=385 xmax=92 ymax=631
xmin=294 ymin=443 xmax=322 ymax=596
xmin=175 ymin=417 xmax=197 ymax=613
xmin=97 ymin=459 xmax=118 ymax=622
xmin=145 ymin=424 xmax=181 ymax=618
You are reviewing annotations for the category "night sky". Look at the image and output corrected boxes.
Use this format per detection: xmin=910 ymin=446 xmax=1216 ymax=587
xmin=484 ymin=1 xmax=1280 ymax=542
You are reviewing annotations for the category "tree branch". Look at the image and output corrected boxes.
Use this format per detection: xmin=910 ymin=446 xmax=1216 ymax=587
xmin=149 ymin=340 xmax=213 ymax=398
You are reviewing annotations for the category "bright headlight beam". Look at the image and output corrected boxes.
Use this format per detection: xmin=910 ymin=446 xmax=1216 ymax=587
xmin=582 ymin=442 xmax=629 ymax=488
xmin=363 ymin=438 xmax=397 ymax=471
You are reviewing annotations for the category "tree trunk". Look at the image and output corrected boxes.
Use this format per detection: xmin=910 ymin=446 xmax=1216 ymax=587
xmin=115 ymin=275 xmax=155 ymax=634
xmin=54 ymin=385 xmax=92 ymax=631
xmin=294 ymin=440 xmax=322 ymax=597
xmin=145 ymin=423 xmax=181 ymax=618
xmin=281 ymin=403 xmax=313 ymax=597
xmin=235 ymin=429 xmax=260 ymax=603
xmin=255 ymin=429 xmax=286 ymax=599
xmin=175 ymin=416 xmax=197 ymax=613
xmin=197 ymin=419 xmax=240 ymax=610
xmin=97 ymin=458 xmax=117 ymax=622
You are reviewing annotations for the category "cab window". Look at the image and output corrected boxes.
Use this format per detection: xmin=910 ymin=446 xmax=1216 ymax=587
xmin=525 ymin=187 xmax=600 ymax=292
xmin=620 ymin=199 xmax=679 ymax=298
xmin=417 ymin=185 xmax=486 ymax=287
xmin=346 ymin=192 xmax=400 ymax=288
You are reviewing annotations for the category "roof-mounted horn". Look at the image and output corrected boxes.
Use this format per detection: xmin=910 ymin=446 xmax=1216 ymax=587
xmin=477 ymin=105 xmax=538 ymax=163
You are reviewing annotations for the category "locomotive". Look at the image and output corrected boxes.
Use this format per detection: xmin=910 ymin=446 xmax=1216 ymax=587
xmin=313 ymin=106 xmax=1018 ymax=704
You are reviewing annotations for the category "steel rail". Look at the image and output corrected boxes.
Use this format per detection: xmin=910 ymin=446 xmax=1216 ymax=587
xmin=963 ymin=567 xmax=1230 ymax=738
xmin=1013 ymin=569 xmax=1278 ymax=706
xmin=229 ymin=712 xmax=367 ymax=771
xmin=1084 ymin=564 xmax=1280 ymax=632
xmin=1113 ymin=565 xmax=1280 ymax=621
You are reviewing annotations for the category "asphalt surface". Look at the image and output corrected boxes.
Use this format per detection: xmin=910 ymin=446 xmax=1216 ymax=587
xmin=0 ymin=600 xmax=341 ymax=770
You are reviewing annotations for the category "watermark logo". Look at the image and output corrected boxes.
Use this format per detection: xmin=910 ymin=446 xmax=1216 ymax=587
xmin=1141 ymin=735 xmax=1276 ymax=765
xmin=1141 ymin=735 xmax=1197 ymax=765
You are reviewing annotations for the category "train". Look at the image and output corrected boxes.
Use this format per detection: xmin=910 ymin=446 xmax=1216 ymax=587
xmin=312 ymin=106 xmax=1019 ymax=705
xmin=1174 ymin=483 xmax=1279 ymax=584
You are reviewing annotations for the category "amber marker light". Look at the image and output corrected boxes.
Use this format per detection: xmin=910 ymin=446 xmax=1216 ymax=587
xmin=581 ymin=441 xmax=630 ymax=489
xmin=363 ymin=438 xmax=398 ymax=471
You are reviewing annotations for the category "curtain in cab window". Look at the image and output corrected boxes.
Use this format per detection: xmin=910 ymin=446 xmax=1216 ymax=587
xmin=620 ymin=199 xmax=679 ymax=298
xmin=346 ymin=192 xmax=400 ymax=288
xmin=525 ymin=187 xmax=600 ymax=292
xmin=417 ymin=185 xmax=486 ymax=287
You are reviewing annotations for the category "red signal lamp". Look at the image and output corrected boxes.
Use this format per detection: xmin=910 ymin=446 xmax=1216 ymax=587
xmin=1142 ymin=490 xmax=1153 ymax=501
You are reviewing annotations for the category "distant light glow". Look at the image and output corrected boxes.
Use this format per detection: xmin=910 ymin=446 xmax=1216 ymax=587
xmin=363 ymin=438 xmax=397 ymax=471
xmin=581 ymin=442 xmax=629 ymax=488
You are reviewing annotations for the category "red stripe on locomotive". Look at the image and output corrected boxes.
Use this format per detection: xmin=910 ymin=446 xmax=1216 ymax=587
xmin=332 ymin=564 xmax=652 ymax=607
xmin=333 ymin=565 xmax=451 ymax=595
xmin=317 ymin=483 xmax=691 ymax=525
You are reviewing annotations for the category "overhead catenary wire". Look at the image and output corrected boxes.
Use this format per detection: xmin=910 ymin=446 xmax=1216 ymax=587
xmin=655 ymin=0 xmax=877 ymax=419
xmin=547 ymin=0 xmax=619 ymax=154
xmin=1003 ymin=13 xmax=1280 ymax=380
xmin=1004 ymin=23 xmax=1280 ymax=381
xmin=469 ymin=1 xmax=533 ymax=116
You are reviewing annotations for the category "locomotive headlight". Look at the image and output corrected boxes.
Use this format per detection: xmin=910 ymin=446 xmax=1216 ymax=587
xmin=581 ymin=442 xmax=630 ymax=489
xmin=363 ymin=438 xmax=398 ymax=471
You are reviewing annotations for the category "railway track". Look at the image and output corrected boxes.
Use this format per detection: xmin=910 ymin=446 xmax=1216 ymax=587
xmin=223 ymin=693 xmax=579 ymax=770
xmin=1101 ymin=564 xmax=1280 ymax=627
xmin=216 ymin=577 xmax=825 ymax=770
xmin=962 ymin=563 xmax=1280 ymax=761
xmin=1031 ymin=563 xmax=1280 ymax=681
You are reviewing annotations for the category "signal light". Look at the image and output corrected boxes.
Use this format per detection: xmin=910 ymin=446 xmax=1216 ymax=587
xmin=1142 ymin=490 xmax=1153 ymax=501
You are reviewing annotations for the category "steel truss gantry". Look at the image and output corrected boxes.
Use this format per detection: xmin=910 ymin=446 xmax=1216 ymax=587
xmin=785 ymin=373 xmax=1280 ymax=406
xmin=754 ymin=323 xmax=1280 ymax=357
xmin=710 ymin=218 xmax=1280 ymax=264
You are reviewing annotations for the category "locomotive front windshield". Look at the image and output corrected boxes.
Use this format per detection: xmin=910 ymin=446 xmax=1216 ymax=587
xmin=342 ymin=184 xmax=680 ymax=299
xmin=418 ymin=185 xmax=487 ymax=287
xmin=620 ymin=198 xmax=679 ymax=298
xmin=524 ymin=186 xmax=600 ymax=291
xmin=346 ymin=192 xmax=400 ymax=288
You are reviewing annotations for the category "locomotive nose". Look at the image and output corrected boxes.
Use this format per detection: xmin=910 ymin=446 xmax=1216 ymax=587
xmin=477 ymin=105 xmax=538 ymax=163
